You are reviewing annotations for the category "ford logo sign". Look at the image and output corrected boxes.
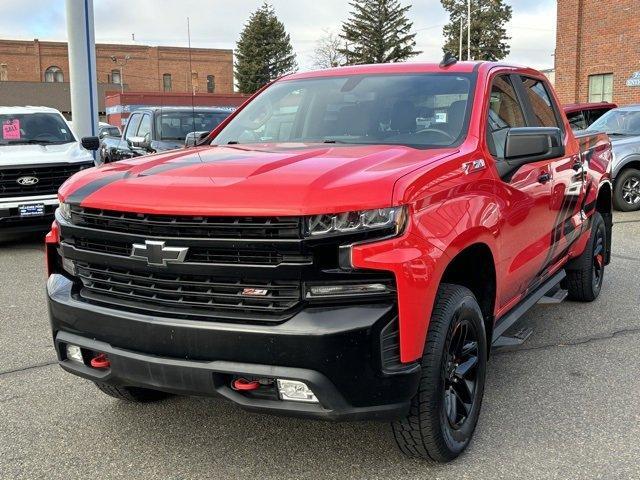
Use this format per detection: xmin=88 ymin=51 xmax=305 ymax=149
xmin=17 ymin=176 xmax=39 ymax=186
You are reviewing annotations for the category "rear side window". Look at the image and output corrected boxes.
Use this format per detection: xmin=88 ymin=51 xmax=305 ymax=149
xmin=567 ymin=111 xmax=587 ymax=131
xmin=487 ymin=75 xmax=526 ymax=158
xmin=586 ymin=108 xmax=610 ymax=126
xmin=521 ymin=78 xmax=561 ymax=128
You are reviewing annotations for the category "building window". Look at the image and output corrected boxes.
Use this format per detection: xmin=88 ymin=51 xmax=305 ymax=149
xmin=111 ymin=69 xmax=121 ymax=85
xmin=0 ymin=64 xmax=7 ymax=81
xmin=588 ymin=74 xmax=613 ymax=103
xmin=207 ymin=75 xmax=215 ymax=93
xmin=163 ymin=73 xmax=172 ymax=92
xmin=44 ymin=66 xmax=64 ymax=83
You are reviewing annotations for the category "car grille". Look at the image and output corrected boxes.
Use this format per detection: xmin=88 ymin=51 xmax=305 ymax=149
xmin=70 ymin=206 xmax=303 ymax=239
xmin=71 ymin=237 xmax=312 ymax=266
xmin=0 ymin=162 xmax=93 ymax=199
xmin=75 ymin=263 xmax=302 ymax=319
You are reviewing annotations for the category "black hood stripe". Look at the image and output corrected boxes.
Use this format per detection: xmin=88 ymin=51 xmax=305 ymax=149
xmin=65 ymin=172 xmax=129 ymax=205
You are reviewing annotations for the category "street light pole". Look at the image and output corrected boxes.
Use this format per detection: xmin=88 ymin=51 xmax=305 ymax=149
xmin=467 ymin=0 xmax=471 ymax=61
xmin=110 ymin=55 xmax=130 ymax=94
xmin=459 ymin=16 xmax=463 ymax=60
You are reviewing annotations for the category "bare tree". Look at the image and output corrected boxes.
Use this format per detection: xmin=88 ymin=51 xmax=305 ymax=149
xmin=312 ymin=30 xmax=346 ymax=69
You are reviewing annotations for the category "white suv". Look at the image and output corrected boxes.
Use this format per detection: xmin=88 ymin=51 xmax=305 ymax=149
xmin=0 ymin=106 xmax=94 ymax=239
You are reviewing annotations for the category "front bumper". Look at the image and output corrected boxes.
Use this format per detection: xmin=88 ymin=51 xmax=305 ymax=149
xmin=48 ymin=274 xmax=421 ymax=421
xmin=0 ymin=195 xmax=58 ymax=235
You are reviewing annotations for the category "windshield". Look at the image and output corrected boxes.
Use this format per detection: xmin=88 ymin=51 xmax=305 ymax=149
xmin=155 ymin=111 xmax=230 ymax=141
xmin=0 ymin=113 xmax=75 ymax=145
xmin=213 ymin=73 xmax=473 ymax=148
xmin=587 ymin=109 xmax=640 ymax=136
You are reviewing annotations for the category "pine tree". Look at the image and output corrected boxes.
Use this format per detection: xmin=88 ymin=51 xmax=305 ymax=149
xmin=339 ymin=0 xmax=422 ymax=64
xmin=441 ymin=0 xmax=512 ymax=61
xmin=234 ymin=2 xmax=297 ymax=94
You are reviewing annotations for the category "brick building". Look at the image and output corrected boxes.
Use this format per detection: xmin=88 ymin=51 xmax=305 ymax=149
xmin=555 ymin=0 xmax=640 ymax=106
xmin=0 ymin=38 xmax=233 ymax=93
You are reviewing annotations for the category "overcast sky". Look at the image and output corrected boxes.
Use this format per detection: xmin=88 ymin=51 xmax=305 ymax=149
xmin=0 ymin=0 xmax=557 ymax=70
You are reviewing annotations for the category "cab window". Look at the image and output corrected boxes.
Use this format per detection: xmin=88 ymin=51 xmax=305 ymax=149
xmin=521 ymin=77 xmax=561 ymax=129
xmin=486 ymin=75 xmax=526 ymax=158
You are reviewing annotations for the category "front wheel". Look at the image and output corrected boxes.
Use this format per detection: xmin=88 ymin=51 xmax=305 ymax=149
xmin=613 ymin=168 xmax=640 ymax=211
xmin=392 ymin=284 xmax=487 ymax=463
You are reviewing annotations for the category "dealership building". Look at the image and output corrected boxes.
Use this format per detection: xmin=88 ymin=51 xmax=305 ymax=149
xmin=0 ymin=39 xmax=234 ymax=118
xmin=555 ymin=0 xmax=640 ymax=105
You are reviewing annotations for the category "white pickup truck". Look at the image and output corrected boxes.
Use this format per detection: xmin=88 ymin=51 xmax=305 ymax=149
xmin=0 ymin=106 xmax=94 ymax=240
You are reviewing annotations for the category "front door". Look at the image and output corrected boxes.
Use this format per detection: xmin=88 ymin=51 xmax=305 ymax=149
xmin=486 ymin=74 xmax=558 ymax=311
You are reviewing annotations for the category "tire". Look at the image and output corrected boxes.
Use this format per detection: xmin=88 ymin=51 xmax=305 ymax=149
xmin=613 ymin=168 xmax=640 ymax=211
xmin=392 ymin=284 xmax=487 ymax=463
xmin=94 ymin=382 xmax=172 ymax=403
xmin=565 ymin=211 xmax=606 ymax=302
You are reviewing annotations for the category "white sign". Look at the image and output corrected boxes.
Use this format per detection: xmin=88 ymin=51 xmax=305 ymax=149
xmin=626 ymin=71 xmax=640 ymax=87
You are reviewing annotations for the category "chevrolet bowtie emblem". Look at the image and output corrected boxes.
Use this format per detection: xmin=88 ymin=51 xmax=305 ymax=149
xmin=130 ymin=240 xmax=189 ymax=266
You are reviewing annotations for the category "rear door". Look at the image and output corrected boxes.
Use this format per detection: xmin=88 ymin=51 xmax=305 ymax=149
xmin=518 ymin=75 xmax=585 ymax=266
xmin=486 ymin=74 xmax=557 ymax=309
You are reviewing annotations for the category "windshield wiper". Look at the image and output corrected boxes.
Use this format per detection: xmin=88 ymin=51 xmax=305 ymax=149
xmin=227 ymin=141 xmax=240 ymax=145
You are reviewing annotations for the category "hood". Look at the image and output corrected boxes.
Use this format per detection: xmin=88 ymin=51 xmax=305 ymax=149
xmin=59 ymin=143 xmax=457 ymax=216
xmin=0 ymin=142 xmax=94 ymax=167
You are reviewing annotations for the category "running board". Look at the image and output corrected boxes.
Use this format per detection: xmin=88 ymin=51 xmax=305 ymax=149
xmin=537 ymin=285 xmax=568 ymax=304
xmin=492 ymin=327 xmax=533 ymax=348
xmin=492 ymin=270 xmax=566 ymax=345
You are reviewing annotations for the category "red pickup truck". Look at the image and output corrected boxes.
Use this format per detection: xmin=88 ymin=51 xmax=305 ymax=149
xmin=46 ymin=60 xmax=612 ymax=462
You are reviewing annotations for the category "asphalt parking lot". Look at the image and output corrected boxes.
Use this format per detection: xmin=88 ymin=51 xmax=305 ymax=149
xmin=1 ymin=212 xmax=639 ymax=480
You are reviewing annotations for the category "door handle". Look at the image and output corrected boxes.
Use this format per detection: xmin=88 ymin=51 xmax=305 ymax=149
xmin=538 ymin=172 xmax=551 ymax=184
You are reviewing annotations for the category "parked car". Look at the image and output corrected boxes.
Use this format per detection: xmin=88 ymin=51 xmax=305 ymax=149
xmin=564 ymin=102 xmax=617 ymax=131
xmin=0 ymin=106 xmax=94 ymax=240
xmin=67 ymin=121 xmax=120 ymax=140
xmin=586 ymin=105 xmax=640 ymax=211
xmin=98 ymin=122 xmax=121 ymax=140
xmin=48 ymin=61 xmax=612 ymax=463
xmin=99 ymin=106 xmax=234 ymax=163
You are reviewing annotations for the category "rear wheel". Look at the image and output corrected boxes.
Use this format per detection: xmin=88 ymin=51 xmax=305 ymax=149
xmin=565 ymin=212 xmax=606 ymax=302
xmin=392 ymin=284 xmax=487 ymax=463
xmin=94 ymin=382 xmax=172 ymax=403
xmin=613 ymin=168 xmax=640 ymax=211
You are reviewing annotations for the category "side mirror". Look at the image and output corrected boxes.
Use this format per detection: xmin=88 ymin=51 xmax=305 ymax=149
xmin=504 ymin=127 xmax=564 ymax=162
xmin=81 ymin=136 xmax=100 ymax=151
xmin=130 ymin=135 xmax=151 ymax=151
xmin=185 ymin=131 xmax=209 ymax=147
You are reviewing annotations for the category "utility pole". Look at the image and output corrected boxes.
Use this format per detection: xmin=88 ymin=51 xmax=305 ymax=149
xmin=110 ymin=55 xmax=131 ymax=94
xmin=467 ymin=0 xmax=471 ymax=60
xmin=65 ymin=0 xmax=98 ymax=142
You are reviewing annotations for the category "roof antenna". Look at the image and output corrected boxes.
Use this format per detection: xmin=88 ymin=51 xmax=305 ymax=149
xmin=440 ymin=52 xmax=458 ymax=68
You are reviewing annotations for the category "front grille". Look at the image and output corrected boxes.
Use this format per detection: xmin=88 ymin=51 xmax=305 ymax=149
xmin=75 ymin=263 xmax=302 ymax=319
xmin=0 ymin=162 xmax=92 ymax=198
xmin=72 ymin=237 xmax=312 ymax=266
xmin=70 ymin=206 xmax=302 ymax=239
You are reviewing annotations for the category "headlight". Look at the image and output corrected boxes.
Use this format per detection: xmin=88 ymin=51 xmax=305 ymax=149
xmin=305 ymin=206 xmax=406 ymax=238
xmin=58 ymin=201 xmax=71 ymax=221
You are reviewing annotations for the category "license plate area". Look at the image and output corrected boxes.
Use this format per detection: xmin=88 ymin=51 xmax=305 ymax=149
xmin=19 ymin=203 xmax=45 ymax=217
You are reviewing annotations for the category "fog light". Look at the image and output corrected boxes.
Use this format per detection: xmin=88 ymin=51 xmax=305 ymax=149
xmin=66 ymin=344 xmax=83 ymax=364
xmin=306 ymin=283 xmax=389 ymax=298
xmin=276 ymin=379 xmax=318 ymax=403
xmin=62 ymin=257 xmax=76 ymax=276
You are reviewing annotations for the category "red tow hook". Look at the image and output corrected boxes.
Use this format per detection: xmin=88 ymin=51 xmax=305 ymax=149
xmin=90 ymin=353 xmax=111 ymax=369
xmin=232 ymin=378 xmax=260 ymax=391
